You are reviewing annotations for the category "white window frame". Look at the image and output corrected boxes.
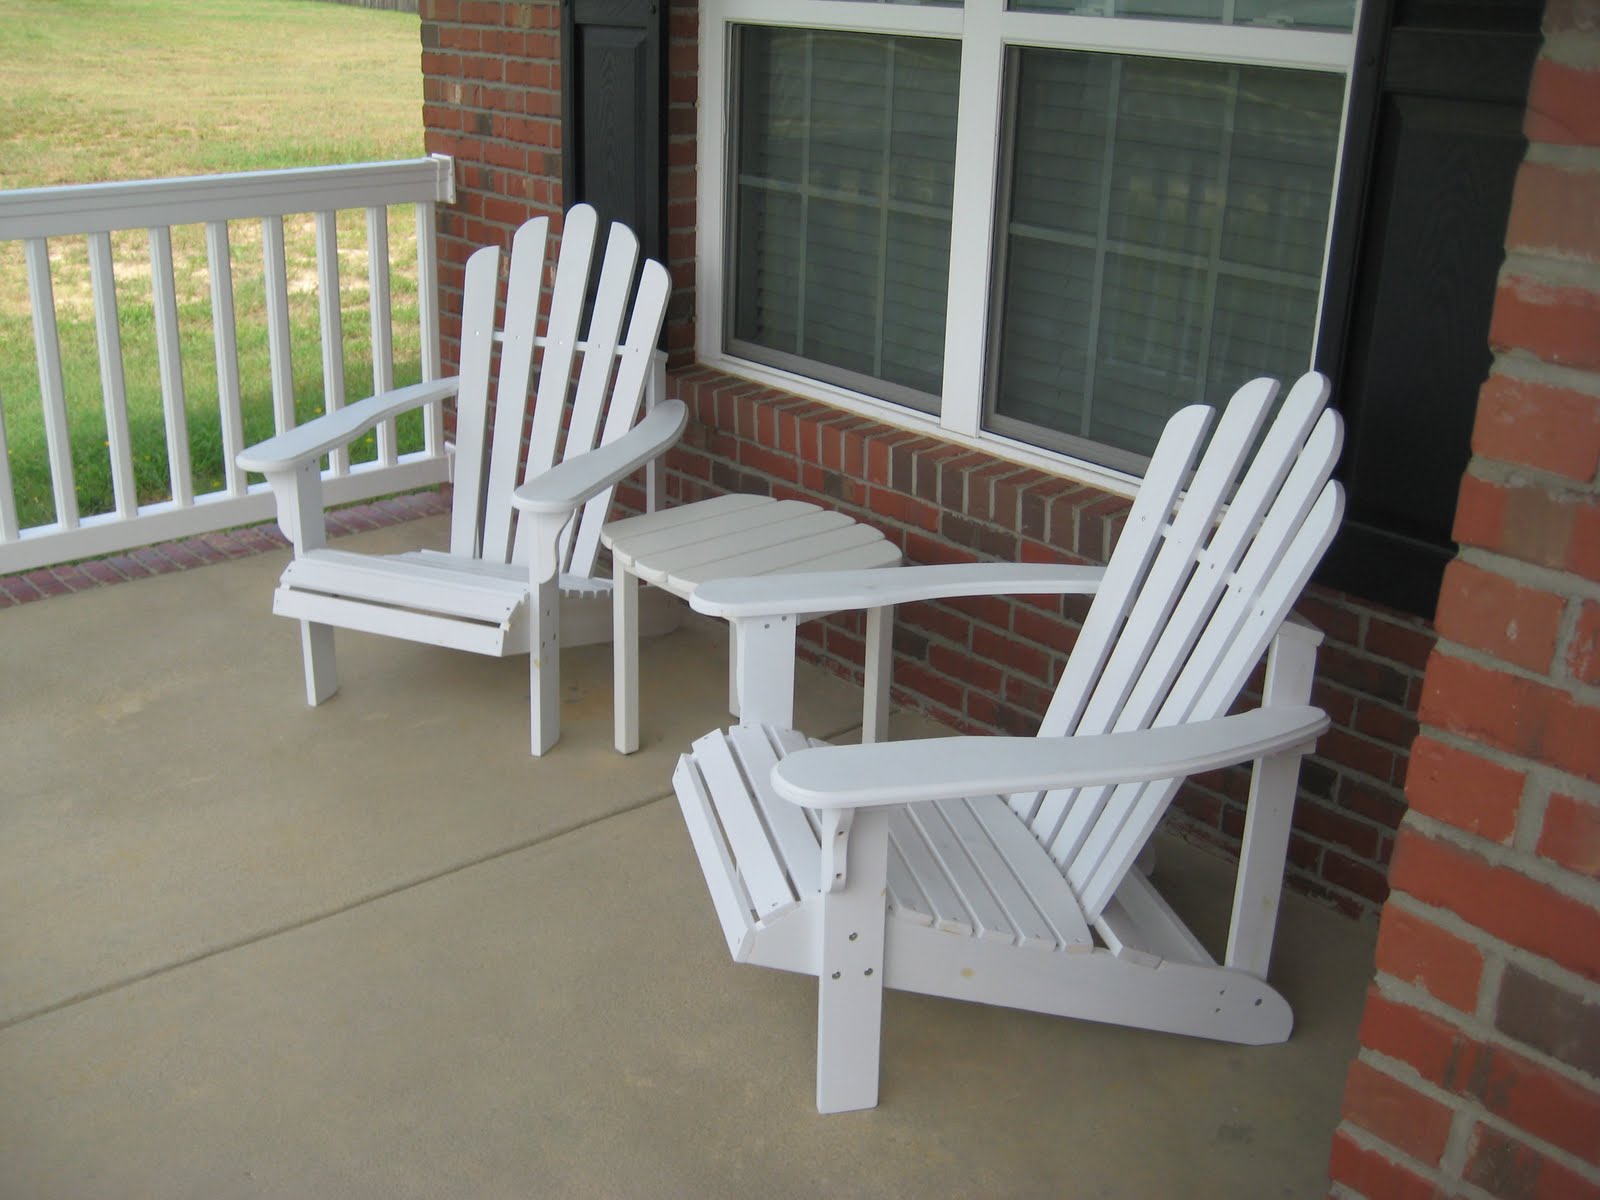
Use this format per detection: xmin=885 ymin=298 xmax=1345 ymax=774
xmin=696 ymin=0 xmax=1359 ymax=495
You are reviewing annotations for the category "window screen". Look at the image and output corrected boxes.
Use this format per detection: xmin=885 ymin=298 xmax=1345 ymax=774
xmin=728 ymin=27 xmax=960 ymax=410
xmin=988 ymin=48 xmax=1343 ymax=463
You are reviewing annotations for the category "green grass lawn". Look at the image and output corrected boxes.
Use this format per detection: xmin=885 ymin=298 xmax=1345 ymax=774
xmin=0 ymin=0 xmax=429 ymax=529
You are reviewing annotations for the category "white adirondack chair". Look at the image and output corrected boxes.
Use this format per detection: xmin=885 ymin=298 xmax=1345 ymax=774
xmin=671 ymin=372 xmax=1345 ymax=1112
xmin=237 ymin=205 xmax=684 ymax=755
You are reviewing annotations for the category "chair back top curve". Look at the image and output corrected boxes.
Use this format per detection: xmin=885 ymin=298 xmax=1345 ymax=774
xmin=1013 ymin=372 xmax=1346 ymax=920
xmin=446 ymin=204 xmax=670 ymax=575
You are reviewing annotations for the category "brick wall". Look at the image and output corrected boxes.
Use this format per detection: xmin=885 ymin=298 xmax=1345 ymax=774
xmin=419 ymin=0 xmax=565 ymax=445
xmin=1328 ymin=2 xmax=1600 ymax=1195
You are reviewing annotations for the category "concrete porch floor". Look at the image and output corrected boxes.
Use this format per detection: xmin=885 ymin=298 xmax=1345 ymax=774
xmin=0 ymin=515 xmax=1376 ymax=1199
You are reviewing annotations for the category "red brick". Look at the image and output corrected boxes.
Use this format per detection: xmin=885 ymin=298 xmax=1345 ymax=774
xmin=1297 ymin=591 xmax=1365 ymax=647
xmin=1473 ymin=373 xmax=1600 ymax=482
xmin=1525 ymin=58 xmax=1600 ymax=147
xmin=1419 ymin=653 xmax=1600 ymax=785
xmin=1495 ymin=962 xmax=1600 ymax=1078
xmin=1405 ymin=735 xmax=1525 ymax=843
xmin=1463 ymin=1042 xmax=1600 ymax=1167
xmin=1318 ymin=727 xmax=1400 ymax=785
xmin=1537 ymin=792 xmax=1600 ymax=879
xmin=928 ymin=642 xmax=1003 ymax=693
xmin=1390 ymin=827 xmax=1600 ymax=983
xmin=1323 ymin=849 xmax=1392 ymax=905
xmin=1364 ymin=614 xmax=1438 ymax=672
xmin=1327 ymin=1129 xmax=1440 ymax=1200
xmin=1352 ymin=699 xmax=1420 ymax=751
xmin=1358 ymin=988 xmax=1475 ymax=1087
xmin=1454 ymin=474 xmax=1600 ymax=580
xmin=1342 ymin=1060 xmax=1455 ymax=1165
xmin=1571 ymin=601 xmax=1600 ymax=686
xmin=1506 ymin=161 xmax=1600 ymax=263
xmin=1435 ymin=559 xmax=1567 ymax=673
xmin=973 ymin=627 xmax=1052 ymax=683
xmin=1490 ymin=275 xmax=1600 ymax=371
xmin=1465 ymin=1122 xmax=1600 ymax=1200
xmin=1373 ymin=908 xmax=1486 ymax=1012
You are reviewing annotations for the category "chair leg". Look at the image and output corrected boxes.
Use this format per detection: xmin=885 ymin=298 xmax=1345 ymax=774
xmin=815 ymin=808 xmax=890 ymax=1114
xmin=300 ymin=620 xmax=338 ymax=706
xmin=530 ymin=571 xmax=561 ymax=757
xmin=614 ymin=568 xmax=640 ymax=754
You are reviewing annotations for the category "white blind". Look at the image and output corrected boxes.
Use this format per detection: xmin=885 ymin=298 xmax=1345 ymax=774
xmin=729 ymin=27 xmax=960 ymax=407
xmin=990 ymin=48 xmax=1342 ymax=459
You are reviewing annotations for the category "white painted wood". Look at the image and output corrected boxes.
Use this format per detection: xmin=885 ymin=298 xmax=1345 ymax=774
xmin=313 ymin=211 xmax=349 ymax=477
xmin=673 ymin=754 xmax=760 ymax=961
xmin=0 ymin=402 xmax=17 ymax=542
xmin=149 ymin=226 xmax=194 ymax=508
xmin=205 ymin=220 xmax=247 ymax=498
xmin=668 ymin=374 xmax=1345 ymax=1110
xmin=25 ymin=238 xmax=77 ymax=530
xmin=688 ymin=561 xmax=1103 ymax=621
xmin=815 ymin=806 xmax=890 ymax=1114
xmin=730 ymin=725 xmax=823 ymax=896
xmin=0 ymin=156 xmax=454 ymax=241
xmin=692 ymin=730 xmax=801 ymax=919
xmin=769 ymin=708 xmax=1328 ymax=811
xmin=614 ymin=568 xmax=641 ymax=754
xmin=87 ymin=231 xmax=138 ymax=519
xmin=862 ymin=606 xmax=892 ymax=744
xmin=365 ymin=206 xmax=397 ymax=468
xmin=261 ymin=215 xmax=296 ymax=436
xmin=887 ymin=807 xmax=974 ymax=935
xmin=0 ymin=159 xmax=452 ymax=569
xmin=240 ymin=207 xmax=679 ymax=753
xmin=414 ymin=198 xmax=445 ymax=457
xmin=908 ymin=802 xmax=1022 ymax=943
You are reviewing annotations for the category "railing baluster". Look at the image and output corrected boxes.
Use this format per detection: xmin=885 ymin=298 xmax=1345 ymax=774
xmin=0 ymin=395 xmax=18 ymax=541
xmin=206 ymin=220 xmax=247 ymax=498
xmin=415 ymin=200 xmax=444 ymax=456
xmin=148 ymin=226 xmax=193 ymax=508
xmin=88 ymin=231 xmax=138 ymax=518
xmin=314 ymin=210 xmax=348 ymax=476
xmin=366 ymin=205 xmax=397 ymax=467
xmin=262 ymin=214 xmax=295 ymax=436
xmin=23 ymin=238 xmax=78 ymax=530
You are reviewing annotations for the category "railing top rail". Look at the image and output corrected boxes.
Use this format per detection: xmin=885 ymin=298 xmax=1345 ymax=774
xmin=0 ymin=154 xmax=456 ymax=240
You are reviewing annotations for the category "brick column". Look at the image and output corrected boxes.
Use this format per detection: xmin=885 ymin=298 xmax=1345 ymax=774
xmin=419 ymin=0 xmax=564 ymax=389
xmin=1328 ymin=3 xmax=1600 ymax=1196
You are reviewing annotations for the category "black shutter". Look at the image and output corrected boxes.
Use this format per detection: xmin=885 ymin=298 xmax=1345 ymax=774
xmin=560 ymin=0 xmax=666 ymax=264
xmin=1315 ymin=0 xmax=1543 ymax=617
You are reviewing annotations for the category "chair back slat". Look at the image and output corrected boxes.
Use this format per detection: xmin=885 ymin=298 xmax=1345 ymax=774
xmin=447 ymin=242 xmax=502 ymax=557
xmin=524 ymin=205 xmax=599 ymax=483
xmin=541 ymin=220 xmax=639 ymax=576
xmin=479 ymin=216 xmax=551 ymax=563
xmin=999 ymin=371 xmax=1344 ymax=922
xmin=1024 ymin=405 xmax=1213 ymax=753
xmin=565 ymin=258 xmax=672 ymax=578
xmin=1036 ymin=376 xmax=1328 ymax=858
xmin=1070 ymin=481 xmax=1344 ymax=916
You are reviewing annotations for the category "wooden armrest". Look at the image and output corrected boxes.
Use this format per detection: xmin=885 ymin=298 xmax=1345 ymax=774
xmin=237 ymin=377 xmax=460 ymax=474
xmin=689 ymin=562 xmax=1106 ymax=621
xmin=770 ymin=705 xmax=1330 ymax=810
xmin=511 ymin=399 xmax=688 ymax=515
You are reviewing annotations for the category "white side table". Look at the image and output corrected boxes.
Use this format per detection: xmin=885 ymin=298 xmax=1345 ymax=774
xmin=602 ymin=494 xmax=903 ymax=753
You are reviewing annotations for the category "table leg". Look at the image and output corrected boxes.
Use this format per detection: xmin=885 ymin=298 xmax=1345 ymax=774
xmin=614 ymin=567 xmax=640 ymax=754
xmin=863 ymin=605 xmax=892 ymax=744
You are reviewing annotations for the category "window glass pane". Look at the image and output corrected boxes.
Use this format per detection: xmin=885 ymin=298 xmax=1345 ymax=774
xmin=729 ymin=27 xmax=960 ymax=406
xmin=989 ymin=48 xmax=1342 ymax=460
xmin=1008 ymin=0 xmax=1354 ymax=32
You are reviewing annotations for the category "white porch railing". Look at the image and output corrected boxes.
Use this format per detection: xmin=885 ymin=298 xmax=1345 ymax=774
xmin=0 ymin=155 xmax=456 ymax=574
